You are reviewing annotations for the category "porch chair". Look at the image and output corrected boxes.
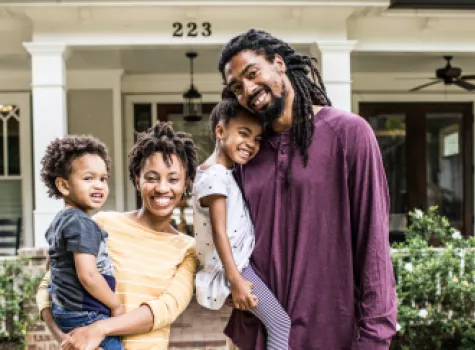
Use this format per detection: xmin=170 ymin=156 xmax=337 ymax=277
xmin=0 ymin=218 xmax=21 ymax=256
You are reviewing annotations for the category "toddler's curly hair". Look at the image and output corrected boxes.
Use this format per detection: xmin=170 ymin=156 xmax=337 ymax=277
xmin=40 ymin=135 xmax=110 ymax=199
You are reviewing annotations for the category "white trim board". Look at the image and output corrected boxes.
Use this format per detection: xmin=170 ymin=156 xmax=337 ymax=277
xmin=5 ymin=1 xmax=389 ymax=7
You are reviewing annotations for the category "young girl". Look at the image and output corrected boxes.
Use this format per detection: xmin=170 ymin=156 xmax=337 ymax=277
xmin=193 ymin=98 xmax=291 ymax=349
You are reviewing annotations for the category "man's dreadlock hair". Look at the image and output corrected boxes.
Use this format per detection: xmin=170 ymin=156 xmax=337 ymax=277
xmin=218 ymin=29 xmax=331 ymax=185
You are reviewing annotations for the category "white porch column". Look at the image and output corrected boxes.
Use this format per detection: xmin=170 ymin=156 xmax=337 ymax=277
xmin=113 ymin=71 xmax=125 ymax=212
xmin=317 ymin=41 xmax=356 ymax=113
xmin=23 ymin=42 xmax=69 ymax=248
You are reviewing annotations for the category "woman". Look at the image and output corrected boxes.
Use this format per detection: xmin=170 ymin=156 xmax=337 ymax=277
xmin=37 ymin=121 xmax=198 ymax=350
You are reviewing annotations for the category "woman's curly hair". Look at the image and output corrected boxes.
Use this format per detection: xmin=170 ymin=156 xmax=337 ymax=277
xmin=40 ymin=135 xmax=110 ymax=199
xmin=128 ymin=121 xmax=197 ymax=196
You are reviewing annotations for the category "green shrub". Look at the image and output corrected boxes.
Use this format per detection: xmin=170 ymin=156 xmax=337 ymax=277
xmin=391 ymin=206 xmax=475 ymax=350
xmin=0 ymin=257 xmax=41 ymax=348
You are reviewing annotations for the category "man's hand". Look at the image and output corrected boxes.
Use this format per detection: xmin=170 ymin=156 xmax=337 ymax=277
xmin=111 ymin=304 xmax=125 ymax=317
xmin=230 ymin=277 xmax=258 ymax=311
xmin=61 ymin=322 xmax=106 ymax=350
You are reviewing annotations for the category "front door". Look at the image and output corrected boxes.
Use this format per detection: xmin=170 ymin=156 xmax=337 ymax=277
xmin=360 ymin=102 xmax=474 ymax=239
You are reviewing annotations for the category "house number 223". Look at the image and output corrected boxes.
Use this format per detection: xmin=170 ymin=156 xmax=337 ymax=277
xmin=173 ymin=22 xmax=212 ymax=37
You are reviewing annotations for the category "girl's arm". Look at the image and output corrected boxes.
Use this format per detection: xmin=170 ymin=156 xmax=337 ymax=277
xmin=202 ymin=195 xmax=257 ymax=310
xmin=74 ymin=253 xmax=124 ymax=316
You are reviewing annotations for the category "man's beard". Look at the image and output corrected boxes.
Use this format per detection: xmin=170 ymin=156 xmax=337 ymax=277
xmin=252 ymin=80 xmax=287 ymax=126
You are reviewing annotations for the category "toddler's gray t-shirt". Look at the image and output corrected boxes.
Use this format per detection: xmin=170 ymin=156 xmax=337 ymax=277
xmin=46 ymin=207 xmax=115 ymax=315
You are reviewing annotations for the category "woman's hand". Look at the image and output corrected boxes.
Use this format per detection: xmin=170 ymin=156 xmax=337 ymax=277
xmin=230 ymin=277 xmax=258 ymax=311
xmin=61 ymin=322 xmax=106 ymax=350
xmin=55 ymin=331 xmax=69 ymax=344
xmin=111 ymin=304 xmax=125 ymax=317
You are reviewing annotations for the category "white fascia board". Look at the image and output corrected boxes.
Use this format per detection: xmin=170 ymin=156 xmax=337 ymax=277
xmin=383 ymin=10 xmax=475 ymax=19
xmin=3 ymin=1 xmax=389 ymax=8
xmin=29 ymin=16 xmax=349 ymax=46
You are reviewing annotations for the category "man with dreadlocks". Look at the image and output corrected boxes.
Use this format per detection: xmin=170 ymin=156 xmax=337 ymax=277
xmin=219 ymin=29 xmax=397 ymax=350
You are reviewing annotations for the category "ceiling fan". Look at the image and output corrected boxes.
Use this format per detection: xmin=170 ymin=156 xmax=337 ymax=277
xmin=409 ymin=56 xmax=475 ymax=92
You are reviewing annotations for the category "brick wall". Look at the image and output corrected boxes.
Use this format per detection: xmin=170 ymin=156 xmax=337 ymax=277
xmin=18 ymin=248 xmax=59 ymax=350
xmin=19 ymin=248 xmax=230 ymax=350
xmin=169 ymin=299 xmax=230 ymax=349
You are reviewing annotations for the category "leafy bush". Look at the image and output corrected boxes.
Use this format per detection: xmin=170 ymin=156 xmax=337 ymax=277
xmin=391 ymin=207 xmax=475 ymax=350
xmin=0 ymin=257 xmax=41 ymax=348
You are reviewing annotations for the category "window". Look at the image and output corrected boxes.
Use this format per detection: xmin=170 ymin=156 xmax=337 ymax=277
xmin=360 ymin=102 xmax=473 ymax=239
xmin=0 ymin=104 xmax=22 ymax=244
xmin=0 ymin=105 xmax=20 ymax=177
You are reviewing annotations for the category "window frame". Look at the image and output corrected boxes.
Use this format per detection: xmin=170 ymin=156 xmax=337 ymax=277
xmin=360 ymin=102 xmax=474 ymax=237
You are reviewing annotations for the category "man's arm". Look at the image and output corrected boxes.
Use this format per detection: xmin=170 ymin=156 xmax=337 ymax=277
xmin=347 ymin=117 xmax=397 ymax=349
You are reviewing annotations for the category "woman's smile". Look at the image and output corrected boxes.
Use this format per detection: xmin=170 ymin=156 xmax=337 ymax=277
xmin=151 ymin=195 xmax=173 ymax=208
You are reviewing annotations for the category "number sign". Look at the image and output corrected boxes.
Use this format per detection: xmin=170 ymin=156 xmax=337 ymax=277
xmin=173 ymin=22 xmax=212 ymax=37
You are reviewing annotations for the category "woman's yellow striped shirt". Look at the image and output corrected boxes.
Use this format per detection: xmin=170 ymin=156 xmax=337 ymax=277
xmin=37 ymin=211 xmax=198 ymax=350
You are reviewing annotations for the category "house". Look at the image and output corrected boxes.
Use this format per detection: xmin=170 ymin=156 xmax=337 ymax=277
xmin=0 ymin=0 xmax=474 ymax=347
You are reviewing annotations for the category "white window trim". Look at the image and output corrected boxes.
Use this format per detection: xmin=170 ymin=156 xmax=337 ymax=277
xmin=0 ymin=93 xmax=33 ymax=247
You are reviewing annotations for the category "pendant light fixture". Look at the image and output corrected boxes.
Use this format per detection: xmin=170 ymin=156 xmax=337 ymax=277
xmin=183 ymin=51 xmax=202 ymax=122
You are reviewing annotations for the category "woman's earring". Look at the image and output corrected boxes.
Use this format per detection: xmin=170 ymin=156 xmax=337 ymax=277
xmin=182 ymin=188 xmax=189 ymax=200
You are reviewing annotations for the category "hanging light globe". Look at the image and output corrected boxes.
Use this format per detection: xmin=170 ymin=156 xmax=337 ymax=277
xmin=183 ymin=51 xmax=202 ymax=122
